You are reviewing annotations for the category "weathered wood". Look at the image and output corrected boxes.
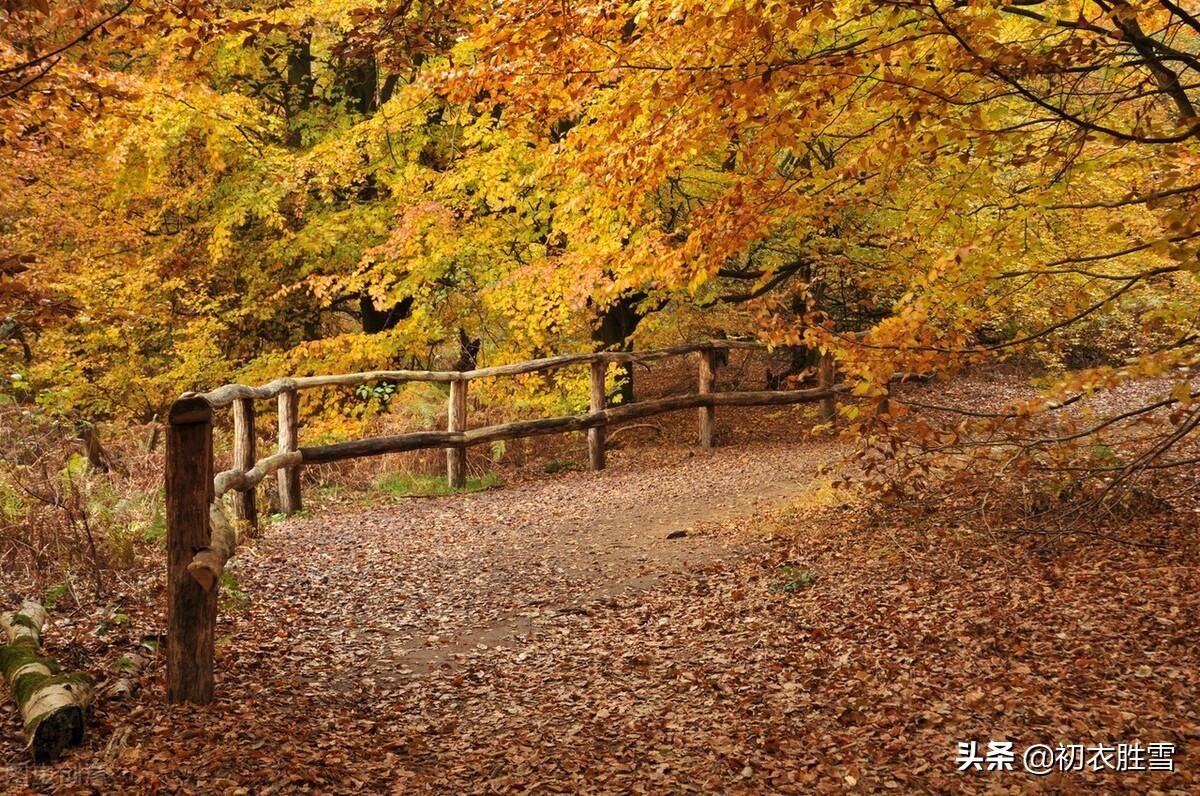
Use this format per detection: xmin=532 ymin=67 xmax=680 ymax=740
xmin=446 ymin=378 xmax=468 ymax=489
xmin=0 ymin=600 xmax=91 ymax=762
xmin=193 ymin=340 xmax=766 ymax=407
xmin=588 ymin=360 xmax=606 ymax=470
xmin=301 ymin=431 xmax=458 ymax=464
xmin=189 ymin=450 xmax=304 ymax=590
xmin=697 ymin=348 xmax=717 ymax=449
xmin=231 ymin=398 xmax=257 ymax=529
xmin=819 ymin=350 xmax=837 ymax=428
xmin=200 ymin=374 xmax=446 ymax=407
xmin=99 ymin=649 xmax=145 ymax=702
xmin=214 ymin=450 xmax=303 ymax=499
xmin=167 ymin=339 xmax=855 ymax=708
xmin=146 ymin=413 xmax=161 ymax=452
xmin=188 ymin=502 xmax=238 ymax=592
xmin=277 ymin=390 xmax=301 ymax=515
xmin=77 ymin=422 xmax=125 ymax=475
xmin=166 ymin=396 xmax=216 ymax=705
xmin=299 ymin=387 xmax=840 ymax=464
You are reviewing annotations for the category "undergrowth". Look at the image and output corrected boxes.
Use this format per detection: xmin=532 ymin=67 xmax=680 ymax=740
xmin=374 ymin=471 xmax=501 ymax=497
xmin=0 ymin=407 xmax=163 ymax=599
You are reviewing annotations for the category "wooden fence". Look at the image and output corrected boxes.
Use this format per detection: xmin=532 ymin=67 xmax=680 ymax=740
xmin=164 ymin=341 xmax=838 ymax=703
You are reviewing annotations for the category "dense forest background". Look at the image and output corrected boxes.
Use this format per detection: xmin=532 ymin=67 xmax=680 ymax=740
xmin=2 ymin=2 xmax=1200 ymax=791
xmin=2 ymin=0 xmax=1200 ymax=577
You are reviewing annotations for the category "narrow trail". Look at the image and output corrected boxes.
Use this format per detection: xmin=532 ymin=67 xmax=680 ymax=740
xmin=237 ymin=439 xmax=840 ymax=683
xmin=10 ymin=376 xmax=1197 ymax=794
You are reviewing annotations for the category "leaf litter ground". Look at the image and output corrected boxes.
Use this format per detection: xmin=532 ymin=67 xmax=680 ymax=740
xmin=2 ymin=371 xmax=1199 ymax=794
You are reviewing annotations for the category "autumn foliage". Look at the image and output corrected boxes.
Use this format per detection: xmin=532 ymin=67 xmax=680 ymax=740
xmin=6 ymin=4 xmax=1200 ymax=791
xmin=2 ymin=0 xmax=1199 ymax=531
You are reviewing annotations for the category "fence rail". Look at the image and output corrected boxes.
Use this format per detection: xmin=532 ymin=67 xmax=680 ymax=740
xmin=164 ymin=340 xmax=838 ymax=703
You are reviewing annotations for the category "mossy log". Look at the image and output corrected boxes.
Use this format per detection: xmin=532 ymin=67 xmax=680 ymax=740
xmin=0 ymin=601 xmax=92 ymax=763
xmin=100 ymin=650 xmax=145 ymax=701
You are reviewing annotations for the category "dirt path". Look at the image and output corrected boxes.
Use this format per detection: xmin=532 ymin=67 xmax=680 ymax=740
xmin=10 ymin=422 xmax=1198 ymax=794
xmin=9 ymin=375 xmax=1198 ymax=794
xmin=238 ymin=439 xmax=840 ymax=680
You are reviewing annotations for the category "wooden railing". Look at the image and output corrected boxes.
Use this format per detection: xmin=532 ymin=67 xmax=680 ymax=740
xmin=164 ymin=341 xmax=838 ymax=703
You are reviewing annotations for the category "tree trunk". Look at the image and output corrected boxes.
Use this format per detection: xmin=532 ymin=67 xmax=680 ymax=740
xmin=818 ymin=351 xmax=837 ymax=428
xmin=77 ymin=422 xmax=126 ymax=475
xmin=0 ymin=601 xmax=91 ymax=763
xmin=591 ymin=291 xmax=664 ymax=404
xmin=359 ymin=294 xmax=413 ymax=334
xmin=285 ymin=33 xmax=313 ymax=147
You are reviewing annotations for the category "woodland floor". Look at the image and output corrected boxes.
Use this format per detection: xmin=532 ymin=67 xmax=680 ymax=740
xmin=3 ymin=370 xmax=1200 ymax=794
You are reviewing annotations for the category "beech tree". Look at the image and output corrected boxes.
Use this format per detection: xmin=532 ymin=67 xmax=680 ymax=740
xmin=445 ymin=0 xmax=1200 ymax=523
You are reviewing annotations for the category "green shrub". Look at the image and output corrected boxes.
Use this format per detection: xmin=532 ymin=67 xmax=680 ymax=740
xmin=219 ymin=570 xmax=251 ymax=613
xmin=374 ymin=471 xmax=500 ymax=497
xmin=769 ymin=566 xmax=818 ymax=594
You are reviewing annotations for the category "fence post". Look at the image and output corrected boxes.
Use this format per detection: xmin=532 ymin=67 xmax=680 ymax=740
xmin=166 ymin=396 xmax=216 ymax=704
xmin=819 ymin=350 xmax=837 ymax=429
xmin=698 ymin=347 xmax=717 ymax=449
xmin=231 ymin=397 xmax=257 ymax=529
xmin=277 ymin=389 xmax=301 ymax=515
xmin=588 ymin=360 xmax=606 ymax=470
xmin=447 ymin=378 xmax=468 ymax=489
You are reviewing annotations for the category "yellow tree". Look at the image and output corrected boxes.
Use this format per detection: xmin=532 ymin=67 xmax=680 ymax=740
xmin=451 ymin=0 xmax=1200 ymax=523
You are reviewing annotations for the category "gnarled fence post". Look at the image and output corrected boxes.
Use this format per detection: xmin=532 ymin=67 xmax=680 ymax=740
xmin=277 ymin=389 xmax=301 ymax=515
xmin=232 ymin=397 xmax=257 ymax=529
xmin=166 ymin=396 xmax=216 ymax=704
xmin=447 ymin=378 xmax=468 ymax=489
xmin=698 ymin=347 xmax=717 ymax=448
xmin=588 ymin=360 xmax=606 ymax=470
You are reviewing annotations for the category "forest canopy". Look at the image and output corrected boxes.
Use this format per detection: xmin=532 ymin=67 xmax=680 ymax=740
xmin=2 ymin=0 xmax=1199 ymax=518
xmin=4 ymin=3 xmax=1200 ymax=787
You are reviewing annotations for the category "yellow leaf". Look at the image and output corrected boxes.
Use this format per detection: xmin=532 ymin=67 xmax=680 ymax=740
xmin=1172 ymin=381 xmax=1192 ymax=406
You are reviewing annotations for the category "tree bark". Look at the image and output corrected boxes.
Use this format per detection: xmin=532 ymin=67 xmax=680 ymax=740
xmin=818 ymin=351 xmax=836 ymax=428
xmin=0 ymin=601 xmax=91 ymax=762
xmin=591 ymin=291 xmax=666 ymax=404
xmin=99 ymin=650 xmax=144 ymax=702
xmin=285 ymin=32 xmax=313 ymax=147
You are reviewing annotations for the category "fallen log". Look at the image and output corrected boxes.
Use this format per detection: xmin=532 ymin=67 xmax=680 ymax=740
xmin=0 ymin=601 xmax=92 ymax=763
xmin=100 ymin=648 xmax=146 ymax=702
